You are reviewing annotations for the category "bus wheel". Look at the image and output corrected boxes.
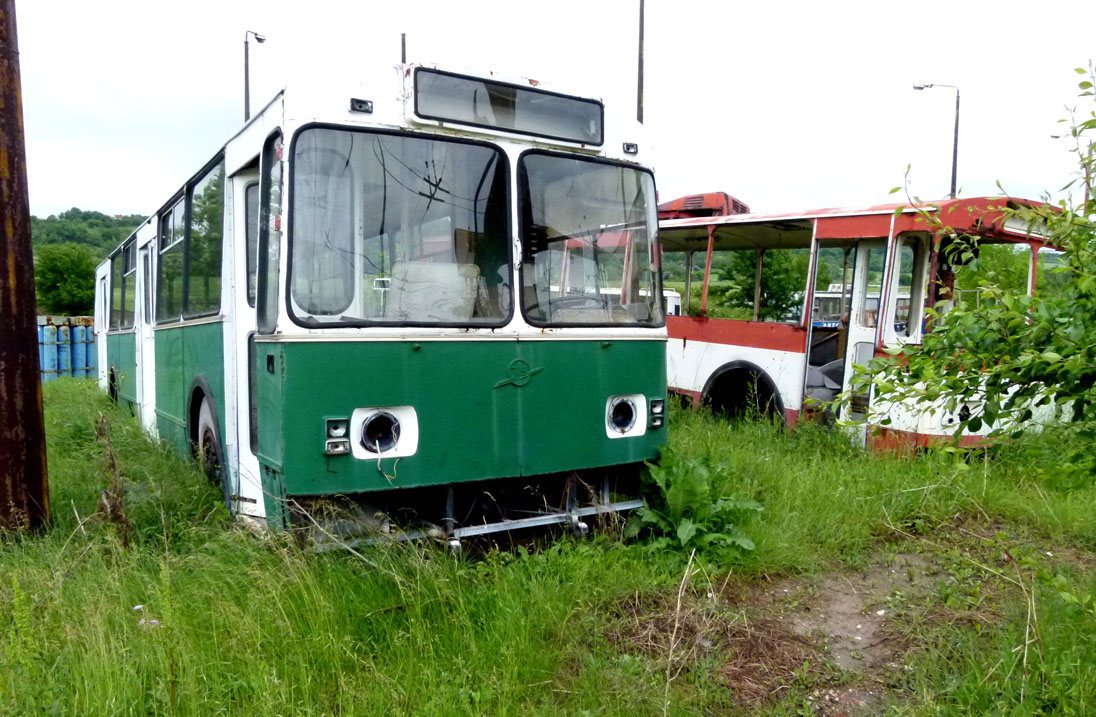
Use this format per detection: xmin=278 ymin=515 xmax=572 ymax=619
xmin=197 ymin=400 xmax=230 ymax=512
xmin=108 ymin=368 xmax=118 ymax=403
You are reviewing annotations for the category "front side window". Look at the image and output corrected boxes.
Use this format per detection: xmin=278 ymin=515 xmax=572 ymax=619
xmin=519 ymin=152 xmax=662 ymax=327
xmin=289 ymin=127 xmax=511 ymax=327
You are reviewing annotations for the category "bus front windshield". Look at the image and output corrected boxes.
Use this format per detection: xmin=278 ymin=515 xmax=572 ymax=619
xmin=289 ymin=128 xmax=511 ymax=327
xmin=519 ymin=152 xmax=663 ymax=327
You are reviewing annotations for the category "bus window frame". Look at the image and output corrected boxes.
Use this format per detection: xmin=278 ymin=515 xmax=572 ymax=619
xmin=181 ymin=154 xmax=227 ymax=321
xmin=121 ymin=240 xmax=137 ymax=329
xmin=245 ymin=180 xmax=260 ymax=308
xmin=155 ymin=192 xmax=186 ymax=325
xmin=412 ymin=67 xmax=605 ymax=147
xmin=257 ymin=129 xmax=283 ymax=335
xmin=516 ymin=148 xmax=664 ymax=330
xmin=283 ymin=123 xmax=515 ymax=331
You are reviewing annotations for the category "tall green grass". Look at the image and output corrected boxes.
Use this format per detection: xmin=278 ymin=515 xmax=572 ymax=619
xmin=0 ymin=380 xmax=1092 ymax=714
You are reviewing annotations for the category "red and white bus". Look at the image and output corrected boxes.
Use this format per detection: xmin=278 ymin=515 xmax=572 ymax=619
xmin=658 ymin=194 xmax=1059 ymax=447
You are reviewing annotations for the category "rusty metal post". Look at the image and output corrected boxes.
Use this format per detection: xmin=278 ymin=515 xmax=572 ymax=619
xmin=0 ymin=0 xmax=49 ymax=531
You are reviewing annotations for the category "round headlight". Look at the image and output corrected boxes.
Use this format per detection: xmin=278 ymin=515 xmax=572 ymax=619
xmin=361 ymin=412 xmax=400 ymax=453
xmin=608 ymin=397 xmax=637 ymax=433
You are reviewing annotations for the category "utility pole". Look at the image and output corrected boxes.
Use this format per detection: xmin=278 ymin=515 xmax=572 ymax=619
xmin=0 ymin=0 xmax=50 ymax=530
xmin=636 ymin=0 xmax=644 ymax=123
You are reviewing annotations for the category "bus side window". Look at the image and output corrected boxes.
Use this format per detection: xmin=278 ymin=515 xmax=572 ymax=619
xmin=858 ymin=246 xmax=885 ymax=328
xmin=245 ymin=182 xmax=259 ymax=308
xmin=891 ymin=237 xmax=926 ymax=340
xmin=185 ymin=159 xmax=225 ymax=318
xmin=109 ymin=252 xmax=122 ymax=329
xmin=257 ymin=131 xmax=283 ymax=334
xmin=1035 ymin=247 xmax=1069 ymax=299
xmin=121 ymin=242 xmax=136 ymax=328
xmin=157 ymin=199 xmax=185 ymax=322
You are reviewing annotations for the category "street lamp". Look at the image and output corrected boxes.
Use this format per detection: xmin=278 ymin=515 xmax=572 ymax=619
xmin=913 ymin=83 xmax=960 ymax=199
xmin=244 ymin=30 xmax=266 ymax=122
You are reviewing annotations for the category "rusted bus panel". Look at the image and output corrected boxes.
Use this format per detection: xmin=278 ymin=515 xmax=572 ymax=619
xmin=667 ymin=315 xmax=808 ymax=353
xmin=657 ymin=191 xmax=750 ymax=220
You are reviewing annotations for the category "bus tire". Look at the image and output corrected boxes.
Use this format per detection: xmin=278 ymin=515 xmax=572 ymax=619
xmin=108 ymin=368 xmax=119 ymax=403
xmin=197 ymin=399 xmax=231 ymax=512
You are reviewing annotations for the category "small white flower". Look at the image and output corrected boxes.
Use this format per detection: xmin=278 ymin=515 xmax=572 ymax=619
xmin=132 ymin=605 xmax=144 ymax=611
xmin=876 ymin=609 xmax=885 ymax=616
xmin=1046 ymin=551 xmax=1054 ymax=557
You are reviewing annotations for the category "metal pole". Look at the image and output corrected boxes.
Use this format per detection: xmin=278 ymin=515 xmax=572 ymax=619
xmin=950 ymin=88 xmax=959 ymax=199
xmin=0 ymin=0 xmax=50 ymax=531
xmin=401 ymin=33 xmax=406 ymax=64
xmin=636 ymin=0 xmax=644 ymax=123
xmin=244 ymin=35 xmax=251 ymax=121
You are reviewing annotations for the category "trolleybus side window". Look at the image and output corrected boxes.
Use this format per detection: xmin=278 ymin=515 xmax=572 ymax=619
xmin=892 ymin=238 xmax=926 ymax=339
xmin=109 ymin=251 xmax=122 ymax=329
xmin=185 ymin=160 xmax=225 ymax=318
xmin=287 ymin=127 xmax=512 ymax=327
xmin=858 ymin=246 xmax=885 ymax=327
xmin=518 ymin=151 xmax=662 ymax=327
xmin=157 ymin=198 xmax=186 ymax=322
xmin=245 ymin=182 xmax=259 ymax=307
xmin=257 ymin=131 xmax=283 ymax=334
xmin=121 ymin=242 xmax=136 ymax=328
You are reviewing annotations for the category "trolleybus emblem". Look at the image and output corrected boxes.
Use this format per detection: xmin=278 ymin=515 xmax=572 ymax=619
xmin=494 ymin=359 xmax=543 ymax=388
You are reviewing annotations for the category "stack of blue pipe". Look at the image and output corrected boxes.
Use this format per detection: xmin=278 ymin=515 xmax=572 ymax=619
xmin=37 ymin=316 xmax=97 ymax=381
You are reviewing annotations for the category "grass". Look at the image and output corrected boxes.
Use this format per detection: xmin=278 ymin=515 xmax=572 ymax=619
xmin=1 ymin=379 xmax=1094 ymax=714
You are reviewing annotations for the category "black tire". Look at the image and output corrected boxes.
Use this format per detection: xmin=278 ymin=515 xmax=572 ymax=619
xmin=197 ymin=399 xmax=233 ymax=515
xmin=108 ymin=368 xmax=119 ymax=403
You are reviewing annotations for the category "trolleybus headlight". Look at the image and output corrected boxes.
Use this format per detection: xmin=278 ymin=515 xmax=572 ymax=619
xmin=608 ymin=397 xmax=637 ymax=433
xmin=326 ymin=418 xmax=349 ymax=439
xmin=361 ymin=412 xmax=401 ymax=453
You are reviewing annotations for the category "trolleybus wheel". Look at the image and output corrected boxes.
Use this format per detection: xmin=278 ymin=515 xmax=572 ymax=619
xmin=197 ymin=399 xmax=231 ymax=514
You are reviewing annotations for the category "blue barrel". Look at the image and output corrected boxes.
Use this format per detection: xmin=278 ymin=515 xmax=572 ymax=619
xmin=41 ymin=325 xmax=58 ymax=382
xmin=57 ymin=326 xmax=71 ymax=378
xmin=72 ymin=326 xmax=88 ymax=377
xmin=86 ymin=330 xmax=97 ymax=377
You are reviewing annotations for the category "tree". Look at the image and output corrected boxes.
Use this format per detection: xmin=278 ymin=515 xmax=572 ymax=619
xmin=713 ymin=248 xmax=813 ymax=321
xmin=34 ymin=242 xmax=97 ymax=315
xmin=847 ymin=63 xmax=1096 ymax=474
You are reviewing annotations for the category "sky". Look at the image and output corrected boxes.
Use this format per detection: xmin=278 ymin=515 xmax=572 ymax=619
xmin=14 ymin=0 xmax=1096 ymax=219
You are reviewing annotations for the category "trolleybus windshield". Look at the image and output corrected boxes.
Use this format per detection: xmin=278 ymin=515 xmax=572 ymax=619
xmin=518 ymin=152 xmax=662 ymax=327
xmin=288 ymin=127 xmax=511 ymax=327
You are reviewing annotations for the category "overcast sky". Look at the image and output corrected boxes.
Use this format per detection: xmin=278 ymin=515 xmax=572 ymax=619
xmin=15 ymin=0 xmax=1096 ymax=219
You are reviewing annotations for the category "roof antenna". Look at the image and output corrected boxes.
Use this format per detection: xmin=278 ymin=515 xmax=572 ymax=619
xmin=401 ymin=33 xmax=406 ymax=64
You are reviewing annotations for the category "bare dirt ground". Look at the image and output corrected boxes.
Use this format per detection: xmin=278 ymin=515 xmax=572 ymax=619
xmin=608 ymin=549 xmax=953 ymax=714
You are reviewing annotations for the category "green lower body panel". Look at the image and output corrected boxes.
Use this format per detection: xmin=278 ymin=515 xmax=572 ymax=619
xmin=105 ymin=332 xmax=137 ymax=408
xmin=255 ymin=338 xmax=666 ymax=506
xmin=153 ymin=321 xmax=226 ymax=457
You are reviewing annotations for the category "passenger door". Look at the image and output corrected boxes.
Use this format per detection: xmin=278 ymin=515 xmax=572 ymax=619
xmin=227 ymin=172 xmax=265 ymax=518
xmin=137 ymin=237 xmax=157 ymax=434
xmin=841 ymin=239 xmax=887 ymax=422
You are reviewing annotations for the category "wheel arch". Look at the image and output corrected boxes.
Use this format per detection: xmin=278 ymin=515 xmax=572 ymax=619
xmin=187 ymin=375 xmax=222 ymax=454
xmin=700 ymin=359 xmax=786 ymax=420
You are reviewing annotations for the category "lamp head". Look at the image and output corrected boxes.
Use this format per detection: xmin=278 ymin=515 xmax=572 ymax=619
xmin=254 ymin=34 xmax=266 ymax=43
xmin=912 ymin=83 xmax=931 ymax=90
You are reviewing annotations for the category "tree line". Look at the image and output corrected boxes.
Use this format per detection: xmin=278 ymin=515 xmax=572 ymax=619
xmin=32 ymin=208 xmax=144 ymax=315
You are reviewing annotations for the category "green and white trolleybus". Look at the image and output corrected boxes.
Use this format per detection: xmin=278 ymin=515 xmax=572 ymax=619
xmin=95 ymin=64 xmax=667 ymax=542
